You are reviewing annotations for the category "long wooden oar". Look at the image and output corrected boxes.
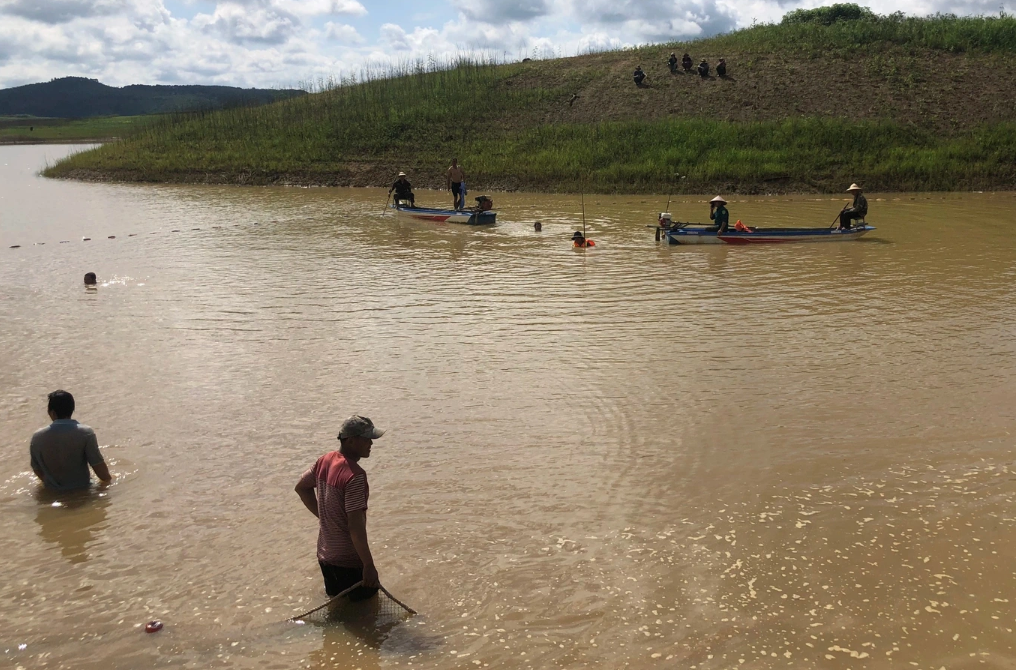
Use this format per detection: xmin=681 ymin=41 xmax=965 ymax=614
xmin=381 ymin=192 xmax=392 ymax=216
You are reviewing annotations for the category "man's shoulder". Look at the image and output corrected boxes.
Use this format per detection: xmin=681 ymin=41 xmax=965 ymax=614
xmin=317 ymin=451 xmax=365 ymax=478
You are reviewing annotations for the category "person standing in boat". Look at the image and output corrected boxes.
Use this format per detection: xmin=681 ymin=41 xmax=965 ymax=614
xmin=838 ymin=183 xmax=868 ymax=230
xmin=389 ymin=172 xmax=415 ymax=208
xmin=710 ymin=196 xmax=729 ymax=234
xmin=446 ymin=159 xmax=466 ymax=210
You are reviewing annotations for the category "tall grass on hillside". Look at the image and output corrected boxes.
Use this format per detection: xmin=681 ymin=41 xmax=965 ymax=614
xmin=706 ymin=10 xmax=1016 ymax=55
xmin=57 ymin=56 xmax=556 ymax=177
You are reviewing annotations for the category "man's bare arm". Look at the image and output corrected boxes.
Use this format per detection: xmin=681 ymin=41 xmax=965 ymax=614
xmin=295 ymin=481 xmax=319 ymax=518
xmin=347 ymin=509 xmax=379 ymax=587
xmin=92 ymin=460 xmax=112 ymax=483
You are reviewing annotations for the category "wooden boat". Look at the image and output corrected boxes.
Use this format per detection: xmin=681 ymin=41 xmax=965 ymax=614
xmin=660 ymin=222 xmax=874 ymax=245
xmin=392 ymin=196 xmax=496 ymax=225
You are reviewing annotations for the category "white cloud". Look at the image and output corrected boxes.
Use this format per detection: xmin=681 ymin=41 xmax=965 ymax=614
xmin=324 ymin=21 xmax=363 ymax=43
xmin=0 ymin=0 xmax=1014 ymax=90
xmin=276 ymin=0 xmax=366 ymax=16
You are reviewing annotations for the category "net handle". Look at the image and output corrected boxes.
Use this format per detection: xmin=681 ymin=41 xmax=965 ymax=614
xmin=379 ymin=585 xmax=417 ymax=615
xmin=288 ymin=580 xmax=364 ymax=621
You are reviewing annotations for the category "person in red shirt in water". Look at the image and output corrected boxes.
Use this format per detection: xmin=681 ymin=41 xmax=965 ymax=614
xmin=295 ymin=415 xmax=386 ymax=602
xmin=572 ymin=231 xmax=595 ymax=247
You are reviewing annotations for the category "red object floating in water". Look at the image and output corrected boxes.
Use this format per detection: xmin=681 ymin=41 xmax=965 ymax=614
xmin=145 ymin=620 xmax=163 ymax=633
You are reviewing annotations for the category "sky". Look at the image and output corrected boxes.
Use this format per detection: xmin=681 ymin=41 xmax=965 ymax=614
xmin=0 ymin=0 xmax=1012 ymax=89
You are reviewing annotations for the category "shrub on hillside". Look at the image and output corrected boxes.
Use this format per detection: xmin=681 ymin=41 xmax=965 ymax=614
xmin=781 ymin=3 xmax=877 ymax=25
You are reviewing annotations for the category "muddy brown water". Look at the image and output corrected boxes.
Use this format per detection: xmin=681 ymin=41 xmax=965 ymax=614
xmin=3 ymin=144 xmax=1016 ymax=669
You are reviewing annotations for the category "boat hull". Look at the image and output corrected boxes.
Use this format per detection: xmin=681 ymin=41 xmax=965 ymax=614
xmin=664 ymin=225 xmax=874 ymax=245
xmin=393 ymin=205 xmax=496 ymax=225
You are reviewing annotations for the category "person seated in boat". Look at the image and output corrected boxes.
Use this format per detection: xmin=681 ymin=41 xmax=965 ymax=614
xmin=682 ymin=53 xmax=693 ymax=72
xmin=697 ymin=59 xmax=710 ymax=78
xmin=716 ymin=58 xmax=727 ymax=77
xmin=838 ymin=183 xmax=868 ymax=230
xmin=572 ymin=231 xmax=595 ymax=247
xmin=633 ymin=65 xmax=646 ymax=87
xmin=389 ymin=171 xmax=415 ymax=208
xmin=709 ymin=196 xmax=729 ymax=233
xmin=668 ymin=53 xmax=678 ymax=73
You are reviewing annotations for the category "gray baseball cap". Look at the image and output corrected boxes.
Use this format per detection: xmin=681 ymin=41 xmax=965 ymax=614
xmin=337 ymin=415 xmax=386 ymax=440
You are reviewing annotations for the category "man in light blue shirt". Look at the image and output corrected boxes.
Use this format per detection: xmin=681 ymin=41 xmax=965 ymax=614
xmin=30 ymin=390 xmax=111 ymax=491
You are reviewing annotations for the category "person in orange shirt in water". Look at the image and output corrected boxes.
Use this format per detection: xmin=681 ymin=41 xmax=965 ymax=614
xmin=572 ymin=231 xmax=595 ymax=247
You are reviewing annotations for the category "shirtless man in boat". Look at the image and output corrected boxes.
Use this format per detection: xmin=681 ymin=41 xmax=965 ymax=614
xmin=295 ymin=415 xmax=386 ymax=602
xmin=446 ymin=159 xmax=466 ymax=210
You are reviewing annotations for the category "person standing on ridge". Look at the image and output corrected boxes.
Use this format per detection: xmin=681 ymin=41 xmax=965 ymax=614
xmin=30 ymin=390 xmax=111 ymax=491
xmin=389 ymin=172 xmax=415 ymax=208
xmin=838 ymin=183 xmax=868 ymax=230
xmin=710 ymin=196 xmax=729 ymax=234
xmin=446 ymin=158 xmax=466 ymax=210
xmin=295 ymin=415 xmax=387 ymax=602
xmin=717 ymin=58 xmax=727 ymax=77
xmin=668 ymin=53 xmax=679 ymax=73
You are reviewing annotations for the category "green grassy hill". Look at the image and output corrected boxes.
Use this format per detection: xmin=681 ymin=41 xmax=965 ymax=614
xmin=46 ymin=7 xmax=1016 ymax=193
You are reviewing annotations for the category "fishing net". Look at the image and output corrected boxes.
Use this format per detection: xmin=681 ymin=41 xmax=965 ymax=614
xmin=289 ymin=583 xmax=415 ymax=633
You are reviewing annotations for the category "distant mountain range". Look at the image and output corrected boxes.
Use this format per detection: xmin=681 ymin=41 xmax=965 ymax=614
xmin=0 ymin=77 xmax=306 ymax=118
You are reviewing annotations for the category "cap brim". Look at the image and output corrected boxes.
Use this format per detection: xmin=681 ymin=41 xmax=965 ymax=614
xmin=370 ymin=427 xmax=386 ymax=439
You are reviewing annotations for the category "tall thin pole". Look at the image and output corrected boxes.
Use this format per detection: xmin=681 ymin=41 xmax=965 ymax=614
xmin=581 ymin=191 xmax=586 ymax=239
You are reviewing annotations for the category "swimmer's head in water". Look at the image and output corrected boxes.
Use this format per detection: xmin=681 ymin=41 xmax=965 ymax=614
xmin=84 ymin=272 xmax=97 ymax=285
xmin=571 ymin=231 xmax=585 ymax=241
xmin=534 ymin=222 xmax=542 ymax=231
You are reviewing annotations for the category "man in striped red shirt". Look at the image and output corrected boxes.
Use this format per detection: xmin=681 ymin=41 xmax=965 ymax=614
xmin=295 ymin=415 xmax=386 ymax=601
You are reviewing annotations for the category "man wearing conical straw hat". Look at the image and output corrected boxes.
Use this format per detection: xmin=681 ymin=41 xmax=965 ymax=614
xmin=838 ymin=183 xmax=868 ymax=231
xmin=709 ymin=196 xmax=729 ymax=234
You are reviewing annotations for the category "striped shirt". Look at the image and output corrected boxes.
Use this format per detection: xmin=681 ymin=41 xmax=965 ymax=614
xmin=298 ymin=451 xmax=369 ymax=567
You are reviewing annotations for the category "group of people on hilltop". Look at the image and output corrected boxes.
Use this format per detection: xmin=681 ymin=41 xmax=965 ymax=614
xmin=636 ymin=54 xmax=727 ymax=86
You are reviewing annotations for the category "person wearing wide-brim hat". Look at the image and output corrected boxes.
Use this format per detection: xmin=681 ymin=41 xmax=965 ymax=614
xmin=837 ymin=183 xmax=868 ymax=231
xmin=709 ymin=196 xmax=729 ymax=234
xmin=572 ymin=230 xmax=595 ymax=248
xmin=389 ymin=171 xmax=415 ymax=208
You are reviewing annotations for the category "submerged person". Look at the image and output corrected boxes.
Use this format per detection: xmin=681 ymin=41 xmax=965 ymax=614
xmin=295 ymin=415 xmax=387 ymax=602
xmin=710 ymin=196 xmax=729 ymax=234
xmin=534 ymin=221 xmax=542 ymax=232
xmin=698 ymin=59 xmax=710 ymax=78
xmin=668 ymin=53 xmax=678 ymax=73
xmin=682 ymin=53 xmax=693 ymax=72
xmin=446 ymin=158 xmax=466 ymax=210
xmin=838 ymin=183 xmax=868 ymax=230
xmin=572 ymin=231 xmax=595 ymax=247
xmin=30 ymin=390 xmax=111 ymax=491
xmin=389 ymin=172 xmax=415 ymax=208
xmin=633 ymin=65 xmax=646 ymax=87
xmin=84 ymin=272 xmax=97 ymax=286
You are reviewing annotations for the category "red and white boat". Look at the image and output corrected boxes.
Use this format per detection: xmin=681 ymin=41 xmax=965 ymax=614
xmin=392 ymin=196 xmax=496 ymax=225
